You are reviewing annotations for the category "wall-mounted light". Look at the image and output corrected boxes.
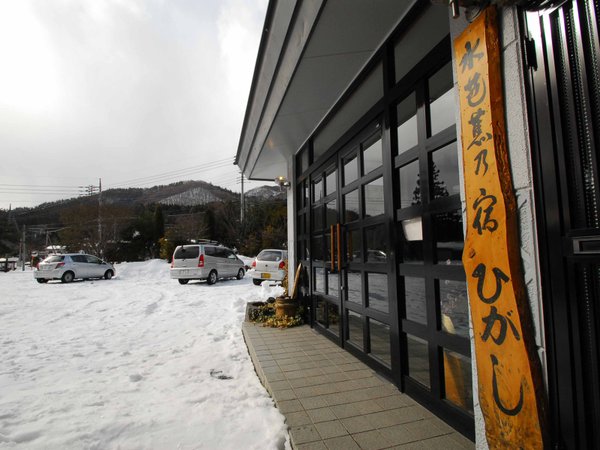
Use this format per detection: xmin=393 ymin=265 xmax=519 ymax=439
xmin=274 ymin=176 xmax=291 ymax=188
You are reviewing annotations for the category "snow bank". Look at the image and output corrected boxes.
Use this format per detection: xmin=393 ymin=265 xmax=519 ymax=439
xmin=0 ymin=261 xmax=289 ymax=449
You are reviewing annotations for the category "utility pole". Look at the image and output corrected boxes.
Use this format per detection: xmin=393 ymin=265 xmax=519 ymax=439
xmin=240 ymin=173 xmax=245 ymax=224
xmin=98 ymin=178 xmax=102 ymax=257
xmin=20 ymin=225 xmax=26 ymax=270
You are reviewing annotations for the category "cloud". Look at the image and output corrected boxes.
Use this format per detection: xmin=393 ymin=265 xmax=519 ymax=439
xmin=0 ymin=0 xmax=268 ymax=207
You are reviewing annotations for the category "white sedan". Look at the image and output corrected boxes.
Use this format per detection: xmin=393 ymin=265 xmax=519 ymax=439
xmin=247 ymin=249 xmax=287 ymax=286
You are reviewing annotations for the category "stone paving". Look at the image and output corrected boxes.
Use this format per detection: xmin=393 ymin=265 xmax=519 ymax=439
xmin=242 ymin=322 xmax=474 ymax=450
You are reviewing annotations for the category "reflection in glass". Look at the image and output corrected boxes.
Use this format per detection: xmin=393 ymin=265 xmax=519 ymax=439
xmin=299 ymin=147 xmax=309 ymax=175
xmin=440 ymin=280 xmax=469 ymax=337
xmin=405 ymin=277 xmax=427 ymax=324
xmin=407 ymin=334 xmax=430 ymax=388
xmin=312 ymin=236 xmax=323 ymax=261
xmin=347 ymin=271 xmax=362 ymax=304
xmin=327 ymin=269 xmax=339 ymax=298
xmin=434 ymin=210 xmax=464 ymax=264
xmin=444 ymin=349 xmax=473 ymax=413
xmin=312 ymin=206 xmax=323 ymax=231
xmin=298 ymin=239 xmax=307 ymax=260
xmin=431 ymin=142 xmax=460 ymax=199
xmin=316 ymin=297 xmax=325 ymax=326
xmin=325 ymin=232 xmax=332 ymax=265
xmin=328 ymin=303 xmax=340 ymax=335
xmin=400 ymin=161 xmax=420 ymax=208
xmin=347 ymin=229 xmax=362 ymax=262
xmin=369 ymin=318 xmax=391 ymax=366
xmin=314 ymin=268 xmax=325 ymax=293
xmin=313 ymin=178 xmax=323 ymax=201
xmin=347 ymin=310 xmax=363 ymax=350
xmin=344 ymin=155 xmax=358 ymax=185
xmin=363 ymin=137 xmax=382 ymax=174
xmin=365 ymin=177 xmax=385 ymax=217
xmin=368 ymin=273 xmax=388 ymax=313
xmin=344 ymin=190 xmax=359 ymax=222
xmin=326 ymin=199 xmax=337 ymax=227
xmin=366 ymin=225 xmax=388 ymax=262
xmin=397 ymin=93 xmax=418 ymax=154
xmin=326 ymin=169 xmax=337 ymax=196
xmin=429 ymin=62 xmax=455 ymax=136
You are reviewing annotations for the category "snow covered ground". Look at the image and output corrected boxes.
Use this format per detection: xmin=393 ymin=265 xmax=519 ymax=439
xmin=0 ymin=260 xmax=288 ymax=449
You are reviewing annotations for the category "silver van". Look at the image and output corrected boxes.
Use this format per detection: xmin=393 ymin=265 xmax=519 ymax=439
xmin=170 ymin=242 xmax=245 ymax=285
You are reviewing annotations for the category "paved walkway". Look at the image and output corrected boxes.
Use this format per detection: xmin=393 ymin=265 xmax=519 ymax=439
xmin=242 ymin=323 xmax=474 ymax=449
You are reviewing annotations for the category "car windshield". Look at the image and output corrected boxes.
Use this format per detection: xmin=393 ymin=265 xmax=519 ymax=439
xmin=256 ymin=250 xmax=283 ymax=262
xmin=44 ymin=255 xmax=64 ymax=263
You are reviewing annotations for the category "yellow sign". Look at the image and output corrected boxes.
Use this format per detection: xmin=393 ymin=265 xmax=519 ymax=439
xmin=454 ymin=7 xmax=547 ymax=448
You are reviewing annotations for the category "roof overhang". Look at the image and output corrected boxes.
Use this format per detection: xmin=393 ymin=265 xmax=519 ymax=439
xmin=236 ymin=0 xmax=416 ymax=181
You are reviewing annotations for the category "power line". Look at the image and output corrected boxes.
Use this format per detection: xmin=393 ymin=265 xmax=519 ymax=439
xmin=108 ymin=157 xmax=236 ymax=188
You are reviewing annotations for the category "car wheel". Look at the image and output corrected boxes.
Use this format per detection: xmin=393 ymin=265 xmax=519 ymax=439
xmin=252 ymin=279 xmax=262 ymax=286
xmin=236 ymin=268 xmax=245 ymax=280
xmin=104 ymin=270 xmax=114 ymax=280
xmin=36 ymin=278 xmax=48 ymax=284
xmin=61 ymin=271 xmax=75 ymax=283
xmin=207 ymin=270 xmax=218 ymax=285
xmin=178 ymin=279 xmax=189 ymax=285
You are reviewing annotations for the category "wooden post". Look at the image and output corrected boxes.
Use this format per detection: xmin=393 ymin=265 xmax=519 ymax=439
xmin=454 ymin=6 xmax=547 ymax=448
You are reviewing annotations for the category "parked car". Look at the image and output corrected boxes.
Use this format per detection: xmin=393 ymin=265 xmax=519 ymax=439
xmin=34 ymin=254 xmax=115 ymax=283
xmin=170 ymin=242 xmax=245 ymax=285
xmin=247 ymin=249 xmax=288 ymax=286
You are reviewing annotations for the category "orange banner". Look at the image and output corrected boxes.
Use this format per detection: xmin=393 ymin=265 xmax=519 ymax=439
xmin=454 ymin=7 xmax=547 ymax=448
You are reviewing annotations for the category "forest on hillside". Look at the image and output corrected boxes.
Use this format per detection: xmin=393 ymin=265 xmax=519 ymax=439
xmin=0 ymin=199 xmax=287 ymax=262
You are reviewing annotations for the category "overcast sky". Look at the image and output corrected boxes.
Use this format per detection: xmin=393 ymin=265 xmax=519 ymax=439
xmin=0 ymin=0 xmax=268 ymax=209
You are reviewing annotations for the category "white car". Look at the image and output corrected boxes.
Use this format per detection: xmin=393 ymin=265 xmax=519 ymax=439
xmin=248 ymin=249 xmax=288 ymax=286
xmin=34 ymin=254 xmax=115 ymax=283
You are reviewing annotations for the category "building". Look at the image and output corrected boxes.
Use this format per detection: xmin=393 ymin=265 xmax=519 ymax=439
xmin=236 ymin=1 xmax=599 ymax=447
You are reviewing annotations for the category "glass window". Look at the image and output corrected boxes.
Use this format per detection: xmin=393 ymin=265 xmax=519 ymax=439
xmin=367 ymin=273 xmax=388 ymax=313
xmin=407 ymin=334 xmax=430 ymax=388
xmin=326 ymin=199 xmax=337 ymax=227
xmin=364 ymin=177 xmax=384 ymax=217
xmin=312 ymin=206 xmax=323 ymax=231
xmin=344 ymin=190 xmax=360 ymax=223
xmin=347 ymin=229 xmax=362 ymax=262
xmin=440 ymin=280 xmax=469 ymax=338
xmin=400 ymin=161 xmax=420 ymax=208
xmin=314 ymin=268 xmax=325 ymax=293
xmin=363 ymin=137 xmax=382 ymax=174
xmin=328 ymin=303 xmax=340 ymax=335
xmin=346 ymin=271 xmax=362 ymax=304
xmin=347 ymin=310 xmax=363 ymax=350
xmin=86 ymin=255 xmax=101 ymax=264
xmin=365 ymin=225 xmax=388 ymax=263
xmin=433 ymin=210 xmax=463 ymax=264
xmin=344 ymin=155 xmax=358 ymax=185
xmin=405 ymin=277 xmax=427 ymax=324
xmin=316 ymin=297 xmax=326 ymax=326
xmin=311 ymin=236 xmax=323 ymax=261
xmin=326 ymin=169 xmax=337 ymax=196
xmin=431 ymin=142 xmax=460 ymax=199
xmin=443 ymin=349 xmax=473 ymax=413
xmin=327 ymin=269 xmax=339 ymax=297
xmin=397 ymin=93 xmax=418 ymax=155
xmin=369 ymin=318 xmax=391 ymax=366
xmin=312 ymin=178 xmax=323 ymax=202
xmin=299 ymin=147 xmax=309 ymax=174
xmin=429 ymin=62 xmax=455 ymax=136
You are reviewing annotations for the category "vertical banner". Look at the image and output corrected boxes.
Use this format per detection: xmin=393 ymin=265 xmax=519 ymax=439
xmin=454 ymin=7 xmax=547 ymax=448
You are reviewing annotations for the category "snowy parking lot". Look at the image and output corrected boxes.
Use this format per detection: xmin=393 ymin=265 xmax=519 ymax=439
xmin=0 ymin=260 xmax=288 ymax=449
